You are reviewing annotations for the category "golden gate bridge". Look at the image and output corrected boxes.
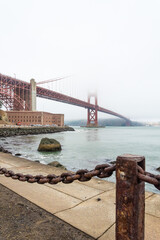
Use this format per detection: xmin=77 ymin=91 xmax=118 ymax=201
xmin=0 ymin=73 xmax=131 ymax=126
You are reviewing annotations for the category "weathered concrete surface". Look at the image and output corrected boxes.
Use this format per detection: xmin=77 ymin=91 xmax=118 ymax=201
xmin=145 ymin=194 xmax=160 ymax=217
xmin=98 ymin=223 xmax=115 ymax=240
xmin=0 ymin=152 xmax=160 ymax=239
xmin=55 ymin=190 xmax=115 ymax=238
xmin=98 ymin=214 xmax=160 ymax=240
xmin=0 ymin=184 xmax=94 ymax=240
xmin=0 ymin=177 xmax=81 ymax=214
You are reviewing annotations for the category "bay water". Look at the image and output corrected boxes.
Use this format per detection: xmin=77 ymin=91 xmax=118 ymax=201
xmin=1 ymin=126 xmax=160 ymax=194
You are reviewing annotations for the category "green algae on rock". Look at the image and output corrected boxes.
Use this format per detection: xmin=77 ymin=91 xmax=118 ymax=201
xmin=48 ymin=161 xmax=67 ymax=170
xmin=38 ymin=138 xmax=61 ymax=152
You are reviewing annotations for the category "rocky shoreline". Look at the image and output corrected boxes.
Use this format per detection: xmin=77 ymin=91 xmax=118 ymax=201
xmin=0 ymin=126 xmax=74 ymax=155
xmin=0 ymin=125 xmax=74 ymax=137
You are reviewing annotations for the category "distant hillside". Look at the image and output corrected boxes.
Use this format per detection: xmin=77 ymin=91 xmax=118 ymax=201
xmin=65 ymin=118 xmax=144 ymax=127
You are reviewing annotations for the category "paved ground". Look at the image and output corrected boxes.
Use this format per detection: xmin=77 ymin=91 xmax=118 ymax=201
xmin=0 ymin=152 xmax=160 ymax=239
xmin=0 ymin=184 xmax=94 ymax=240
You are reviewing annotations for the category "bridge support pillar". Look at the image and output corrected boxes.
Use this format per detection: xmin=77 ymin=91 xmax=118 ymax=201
xmin=126 ymin=120 xmax=131 ymax=126
xmin=30 ymin=79 xmax=36 ymax=111
xmin=87 ymin=94 xmax=98 ymax=127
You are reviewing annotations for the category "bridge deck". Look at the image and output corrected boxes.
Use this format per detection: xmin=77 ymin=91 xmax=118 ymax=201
xmin=0 ymin=73 xmax=130 ymax=122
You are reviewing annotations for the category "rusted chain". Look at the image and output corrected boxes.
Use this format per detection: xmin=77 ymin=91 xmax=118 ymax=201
xmin=1 ymin=162 xmax=160 ymax=190
xmin=0 ymin=163 xmax=116 ymax=184
xmin=138 ymin=166 xmax=160 ymax=190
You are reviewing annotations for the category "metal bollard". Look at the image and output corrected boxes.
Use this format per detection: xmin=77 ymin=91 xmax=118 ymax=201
xmin=116 ymin=154 xmax=145 ymax=240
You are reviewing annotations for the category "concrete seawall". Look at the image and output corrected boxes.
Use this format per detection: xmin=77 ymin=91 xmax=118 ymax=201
xmin=0 ymin=153 xmax=160 ymax=239
xmin=0 ymin=126 xmax=74 ymax=137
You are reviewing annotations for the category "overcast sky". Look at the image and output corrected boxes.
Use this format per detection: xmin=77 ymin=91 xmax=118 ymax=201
xmin=0 ymin=0 xmax=160 ymax=122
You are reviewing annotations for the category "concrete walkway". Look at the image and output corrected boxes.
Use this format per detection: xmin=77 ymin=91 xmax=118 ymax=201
xmin=0 ymin=152 xmax=160 ymax=239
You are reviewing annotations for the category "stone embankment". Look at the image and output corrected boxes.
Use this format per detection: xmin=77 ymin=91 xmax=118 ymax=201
xmin=0 ymin=126 xmax=74 ymax=137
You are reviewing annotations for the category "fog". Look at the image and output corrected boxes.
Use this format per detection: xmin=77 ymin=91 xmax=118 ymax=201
xmin=0 ymin=0 xmax=160 ymax=122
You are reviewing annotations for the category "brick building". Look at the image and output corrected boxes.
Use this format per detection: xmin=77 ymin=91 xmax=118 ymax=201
xmin=7 ymin=111 xmax=64 ymax=127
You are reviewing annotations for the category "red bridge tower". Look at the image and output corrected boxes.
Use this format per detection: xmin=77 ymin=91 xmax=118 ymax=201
xmin=87 ymin=93 xmax=98 ymax=127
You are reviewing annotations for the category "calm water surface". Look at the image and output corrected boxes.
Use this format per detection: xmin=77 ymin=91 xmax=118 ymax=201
xmin=1 ymin=126 xmax=160 ymax=193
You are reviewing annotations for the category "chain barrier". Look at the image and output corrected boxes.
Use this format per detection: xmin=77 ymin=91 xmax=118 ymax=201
xmin=138 ymin=165 xmax=160 ymax=190
xmin=0 ymin=163 xmax=116 ymax=184
xmin=0 ymin=163 xmax=160 ymax=191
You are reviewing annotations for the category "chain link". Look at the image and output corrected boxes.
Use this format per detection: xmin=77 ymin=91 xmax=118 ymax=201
xmin=1 ymin=163 xmax=160 ymax=191
xmin=138 ymin=166 xmax=160 ymax=190
xmin=0 ymin=163 xmax=116 ymax=185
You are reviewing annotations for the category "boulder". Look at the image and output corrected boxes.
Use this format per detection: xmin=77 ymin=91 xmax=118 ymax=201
xmin=0 ymin=146 xmax=7 ymax=153
xmin=48 ymin=161 xmax=66 ymax=170
xmin=15 ymin=153 xmax=21 ymax=156
xmin=38 ymin=138 xmax=61 ymax=152
xmin=105 ymin=159 xmax=116 ymax=164
xmin=156 ymin=167 xmax=160 ymax=172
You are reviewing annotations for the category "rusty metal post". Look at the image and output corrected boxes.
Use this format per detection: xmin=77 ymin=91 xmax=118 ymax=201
xmin=116 ymin=154 xmax=145 ymax=240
